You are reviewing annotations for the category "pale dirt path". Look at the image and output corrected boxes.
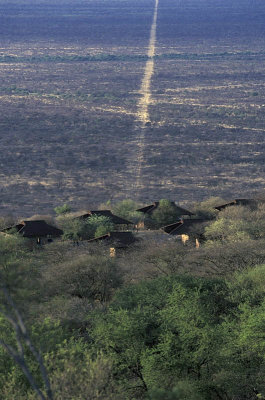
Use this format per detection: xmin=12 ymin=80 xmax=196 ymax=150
xmin=132 ymin=0 xmax=159 ymax=192
xmin=137 ymin=0 xmax=158 ymax=125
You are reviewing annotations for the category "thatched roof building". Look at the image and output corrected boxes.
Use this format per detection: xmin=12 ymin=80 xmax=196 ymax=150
xmin=137 ymin=202 xmax=194 ymax=217
xmin=163 ymin=219 xmax=210 ymax=237
xmin=2 ymin=220 xmax=63 ymax=238
xmin=215 ymin=199 xmax=259 ymax=211
xmin=75 ymin=210 xmax=132 ymax=226
xmin=87 ymin=231 xmax=136 ymax=248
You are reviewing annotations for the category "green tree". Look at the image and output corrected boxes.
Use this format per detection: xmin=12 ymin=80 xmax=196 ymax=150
xmin=57 ymin=216 xmax=87 ymax=241
xmin=215 ymin=294 xmax=265 ymax=399
xmin=112 ymin=199 xmax=142 ymax=224
xmin=204 ymin=217 xmax=250 ymax=243
xmin=244 ymin=203 xmax=265 ymax=239
xmin=204 ymin=204 xmax=265 ymax=243
xmin=0 ymin=234 xmax=37 ymax=305
xmin=191 ymin=197 xmax=226 ymax=219
xmin=0 ymin=315 xmax=67 ymax=399
xmin=148 ymin=382 xmax=203 ymax=400
xmin=54 ymin=204 xmax=71 ymax=216
xmin=57 ymin=214 xmax=114 ymax=241
xmin=151 ymin=200 xmax=181 ymax=228
xmin=87 ymin=215 xmax=114 ymax=238
xmin=227 ymin=263 xmax=265 ymax=306
xmin=44 ymin=339 xmax=121 ymax=400
xmin=141 ymin=279 xmax=229 ymax=398
xmin=91 ymin=275 xmax=230 ymax=399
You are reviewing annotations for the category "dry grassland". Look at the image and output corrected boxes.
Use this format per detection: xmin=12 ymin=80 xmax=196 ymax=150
xmin=0 ymin=0 xmax=265 ymax=215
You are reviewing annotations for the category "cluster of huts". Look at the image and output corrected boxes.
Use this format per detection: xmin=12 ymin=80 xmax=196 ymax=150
xmin=1 ymin=198 xmax=261 ymax=254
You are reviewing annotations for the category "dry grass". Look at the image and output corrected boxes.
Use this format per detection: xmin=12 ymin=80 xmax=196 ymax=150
xmin=0 ymin=0 xmax=265 ymax=216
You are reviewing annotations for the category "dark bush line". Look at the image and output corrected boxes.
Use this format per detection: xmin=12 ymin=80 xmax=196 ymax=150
xmin=1 ymin=51 xmax=265 ymax=64
xmin=0 ymin=54 xmax=149 ymax=63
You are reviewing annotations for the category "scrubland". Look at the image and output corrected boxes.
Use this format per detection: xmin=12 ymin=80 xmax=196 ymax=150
xmin=2 ymin=200 xmax=265 ymax=399
xmin=0 ymin=0 xmax=265 ymax=215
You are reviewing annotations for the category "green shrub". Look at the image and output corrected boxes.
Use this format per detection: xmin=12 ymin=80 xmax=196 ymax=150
xmin=151 ymin=199 xmax=181 ymax=228
xmin=54 ymin=203 xmax=71 ymax=216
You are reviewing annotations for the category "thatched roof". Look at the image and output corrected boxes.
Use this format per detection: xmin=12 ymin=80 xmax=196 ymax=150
xmin=75 ymin=210 xmax=132 ymax=225
xmin=215 ymin=199 xmax=259 ymax=211
xmin=137 ymin=202 xmax=194 ymax=216
xmin=2 ymin=220 xmax=63 ymax=238
xmin=87 ymin=231 xmax=136 ymax=248
xmin=162 ymin=219 xmax=210 ymax=236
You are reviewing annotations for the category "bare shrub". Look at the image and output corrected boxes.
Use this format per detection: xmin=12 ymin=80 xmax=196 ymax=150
xmin=48 ymin=351 xmax=121 ymax=400
xmin=42 ymin=254 xmax=123 ymax=303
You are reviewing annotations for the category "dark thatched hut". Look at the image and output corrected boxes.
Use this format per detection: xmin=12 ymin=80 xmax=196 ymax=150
xmin=162 ymin=219 xmax=210 ymax=246
xmin=137 ymin=201 xmax=194 ymax=217
xmin=215 ymin=199 xmax=260 ymax=211
xmin=75 ymin=210 xmax=133 ymax=226
xmin=2 ymin=220 xmax=63 ymax=244
xmin=87 ymin=231 xmax=137 ymax=249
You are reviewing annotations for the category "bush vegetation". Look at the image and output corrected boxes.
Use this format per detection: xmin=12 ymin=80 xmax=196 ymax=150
xmin=1 ymin=198 xmax=265 ymax=398
xmin=56 ymin=214 xmax=114 ymax=241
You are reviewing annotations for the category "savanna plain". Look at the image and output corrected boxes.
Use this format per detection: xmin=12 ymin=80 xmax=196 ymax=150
xmin=0 ymin=0 xmax=265 ymax=215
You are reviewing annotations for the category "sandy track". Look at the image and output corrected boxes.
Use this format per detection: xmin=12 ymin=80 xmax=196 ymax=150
xmin=137 ymin=0 xmax=158 ymax=125
xmin=132 ymin=0 xmax=159 ymax=192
